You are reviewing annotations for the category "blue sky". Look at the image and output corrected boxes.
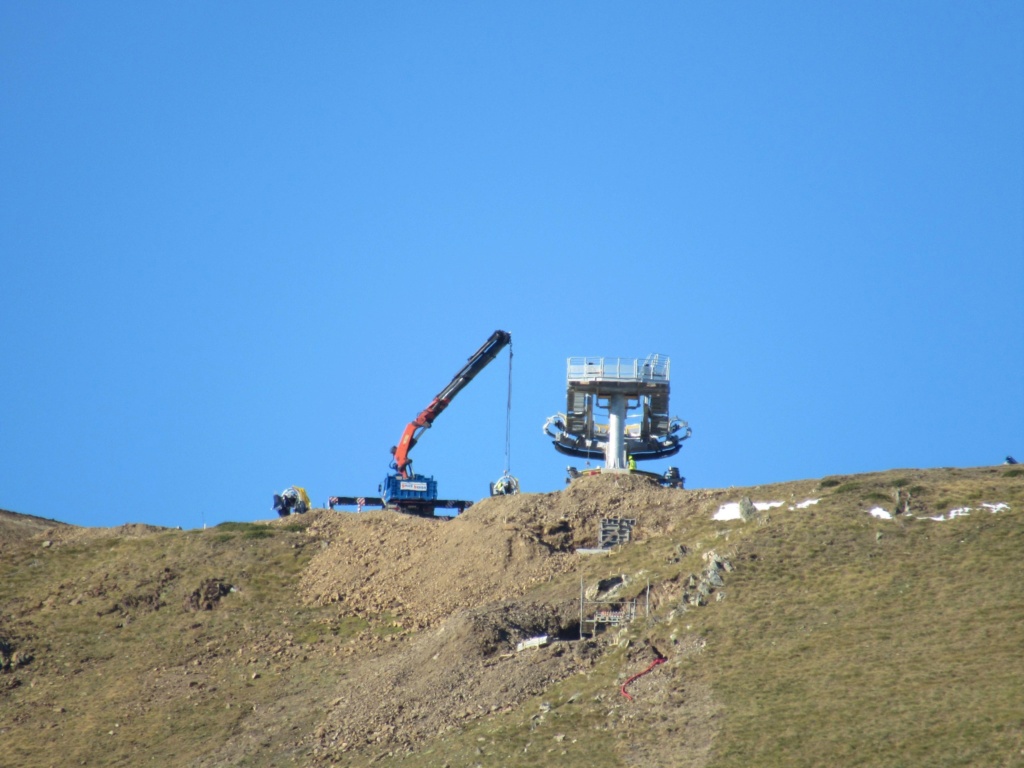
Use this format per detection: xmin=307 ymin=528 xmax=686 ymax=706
xmin=2 ymin=2 xmax=1022 ymax=529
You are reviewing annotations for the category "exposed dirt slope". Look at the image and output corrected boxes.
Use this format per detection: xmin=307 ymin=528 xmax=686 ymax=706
xmin=300 ymin=472 xmax=753 ymax=628
xmin=297 ymin=473 xmax=719 ymax=758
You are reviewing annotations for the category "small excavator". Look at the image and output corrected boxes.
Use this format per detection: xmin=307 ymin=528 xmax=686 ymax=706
xmin=328 ymin=330 xmax=515 ymax=517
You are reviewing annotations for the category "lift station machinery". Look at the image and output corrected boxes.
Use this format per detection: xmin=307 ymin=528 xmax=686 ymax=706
xmin=543 ymin=354 xmax=691 ymax=485
xmin=329 ymin=330 xmax=513 ymax=517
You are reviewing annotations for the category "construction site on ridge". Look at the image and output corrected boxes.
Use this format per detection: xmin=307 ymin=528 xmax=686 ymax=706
xmin=3 ymin=330 xmax=1022 ymax=767
xmin=280 ymin=329 xmax=694 ymax=521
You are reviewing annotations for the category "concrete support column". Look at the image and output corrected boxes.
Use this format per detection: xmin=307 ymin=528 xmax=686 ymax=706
xmin=606 ymin=393 xmax=627 ymax=468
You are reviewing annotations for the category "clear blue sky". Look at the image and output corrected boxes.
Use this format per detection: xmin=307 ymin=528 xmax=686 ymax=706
xmin=2 ymin=2 xmax=1022 ymax=529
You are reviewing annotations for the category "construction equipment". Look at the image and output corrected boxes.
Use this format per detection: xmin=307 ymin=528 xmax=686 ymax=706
xmin=490 ymin=472 xmax=520 ymax=496
xmin=273 ymin=486 xmax=310 ymax=516
xmin=329 ymin=330 xmax=513 ymax=517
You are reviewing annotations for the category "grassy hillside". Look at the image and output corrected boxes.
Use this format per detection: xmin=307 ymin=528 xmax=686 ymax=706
xmin=2 ymin=465 xmax=1022 ymax=767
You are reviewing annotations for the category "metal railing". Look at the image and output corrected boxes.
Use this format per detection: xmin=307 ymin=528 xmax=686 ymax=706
xmin=567 ymin=354 xmax=670 ymax=383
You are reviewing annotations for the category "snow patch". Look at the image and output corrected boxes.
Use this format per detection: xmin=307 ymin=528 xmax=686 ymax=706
xmin=717 ymin=499 xmax=1010 ymax=524
xmin=929 ymin=508 xmax=971 ymax=521
xmin=713 ymin=500 xmax=796 ymax=520
xmin=792 ymin=498 xmax=820 ymax=510
xmin=929 ymin=502 xmax=1009 ymax=521
xmin=713 ymin=503 xmax=741 ymax=521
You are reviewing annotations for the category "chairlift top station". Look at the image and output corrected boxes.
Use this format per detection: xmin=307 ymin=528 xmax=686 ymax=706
xmin=544 ymin=354 xmax=691 ymax=470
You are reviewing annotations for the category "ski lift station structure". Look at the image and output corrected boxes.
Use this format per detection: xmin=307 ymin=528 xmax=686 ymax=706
xmin=544 ymin=354 xmax=692 ymax=469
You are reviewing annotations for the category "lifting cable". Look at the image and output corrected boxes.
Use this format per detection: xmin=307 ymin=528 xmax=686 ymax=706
xmin=504 ymin=342 xmax=513 ymax=477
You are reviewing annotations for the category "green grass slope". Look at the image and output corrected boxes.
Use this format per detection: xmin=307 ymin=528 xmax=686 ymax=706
xmin=1 ymin=465 xmax=1022 ymax=768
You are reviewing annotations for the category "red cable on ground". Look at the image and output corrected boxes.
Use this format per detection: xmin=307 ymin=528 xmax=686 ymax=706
xmin=620 ymin=656 xmax=667 ymax=701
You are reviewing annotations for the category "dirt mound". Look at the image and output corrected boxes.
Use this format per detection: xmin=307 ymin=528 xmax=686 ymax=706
xmin=296 ymin=473 xmax=729 ymax=760
xmin=299 ymin=473 xmax=725 ymax=630
xmin=299 ymin=504 xmax=576 ymax=629
xmin=111 ymin=522 xmax=173 ymax=536
xmin=296 ymin=473 xmax=719 ymax=759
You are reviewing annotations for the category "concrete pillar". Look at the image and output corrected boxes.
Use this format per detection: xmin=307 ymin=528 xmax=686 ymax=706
xmin=606 ymin=393 xmax=627 ymax=468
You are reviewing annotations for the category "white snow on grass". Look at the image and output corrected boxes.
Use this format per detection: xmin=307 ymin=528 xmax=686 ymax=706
xmin=713 ymin=500 xmax=792 ymax=520
xmin=982 ymin=503 xmax=1010 ymax=512
xmin=713 ymin=503 xmax=741 ymax=521
xmin=928 ymin=502 xmax=1010 ymax=521
xmin=929 ymin=509 xmax=971 ymax=521
xmin=719 ymin=500 xmax=1010 ymax=524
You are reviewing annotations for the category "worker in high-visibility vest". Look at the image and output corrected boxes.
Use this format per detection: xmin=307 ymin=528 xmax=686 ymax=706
xmin=627 ymin=455 xmax=637 ymax=471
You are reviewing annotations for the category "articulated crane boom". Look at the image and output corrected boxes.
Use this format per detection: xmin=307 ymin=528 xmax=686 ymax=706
xmin=329 ymin=330 xmax=512 ymax=517
xmin=390 ymin=330 xmax=512 ymax=479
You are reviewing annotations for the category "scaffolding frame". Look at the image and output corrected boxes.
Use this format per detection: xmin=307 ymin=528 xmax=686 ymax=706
xmin=579 ymin=578 xmax=650 ymax=639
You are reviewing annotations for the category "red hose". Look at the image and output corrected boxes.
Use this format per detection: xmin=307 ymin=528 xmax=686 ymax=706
xmin=620 ymin=656 xmax=667 ymax=701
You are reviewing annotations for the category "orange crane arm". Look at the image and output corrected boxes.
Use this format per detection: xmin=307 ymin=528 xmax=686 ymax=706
xmin=390 ymin=330 xmax=511 ymax=479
